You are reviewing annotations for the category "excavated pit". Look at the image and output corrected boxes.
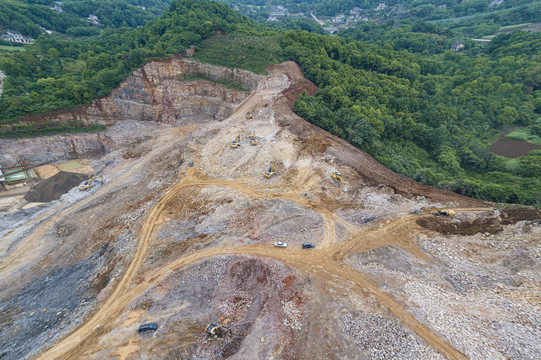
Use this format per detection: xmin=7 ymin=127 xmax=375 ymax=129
xmin=416 ymin=208 xmax=541 ymax=236
xmin=0 ymin=59 xmax=539 ymax=360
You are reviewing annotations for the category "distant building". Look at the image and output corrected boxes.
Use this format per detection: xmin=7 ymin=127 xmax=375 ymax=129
xmin=489 ymin=0 xmax=505 ymax=7
xmin=51 ymin=5 xmax=63 ymax=13
xmin=1 ymin=30 xmax=34 ymax=44
xmin=375 ymin=3 xmax=387 ymax=11
xmin=332 ymin=14 xmax=346 ymax=23
xmin=451 ymin=41 xmax=465 ymax=53
xmin=437 ymin=4 xmax=447 ymax=9
xmin=267 ymin=16 xmax=278 ymax=22
xmin=269 ymin=5 xmax=288 ymax=17
xmin=87 ymin=14 xmax=100 ymax=25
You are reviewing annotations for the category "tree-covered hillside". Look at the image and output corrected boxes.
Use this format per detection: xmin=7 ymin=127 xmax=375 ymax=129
xmin=0 ymin=0 xmax=172 ymax=40
xmin=0 ymin=0 xmax=251 ymax=127
xmin=0 ymin=0 xmax=539 ymax=206
xmin=285 ymin=29 xmax=540 ymax=205
xmin=219 ymin=0 xmax=541 ymax=33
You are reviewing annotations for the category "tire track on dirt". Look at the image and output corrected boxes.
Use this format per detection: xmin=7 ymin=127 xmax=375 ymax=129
xmin=32 ymin=64 xmax=479 ymax=360
xmin=0 ymin=127 xmax=198 ymax=286
xmin=36 ymin=168 xmax=472 ymax=360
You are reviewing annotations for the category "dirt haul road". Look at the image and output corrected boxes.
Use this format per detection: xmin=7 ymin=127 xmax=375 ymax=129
xmin=5 ymin=60 xmax=537 ymax=360
xmin=0 ymin=126 xmax=198 ymax=290
xmin=40 ymin=166 xmax=484 ymax=360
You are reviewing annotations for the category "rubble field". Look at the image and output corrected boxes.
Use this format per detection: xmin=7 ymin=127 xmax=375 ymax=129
xmin=0 ymin=58 xmax=538 ymax=360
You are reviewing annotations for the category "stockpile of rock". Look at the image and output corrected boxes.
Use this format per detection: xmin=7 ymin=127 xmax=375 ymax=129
xmin=24 ymin=171 xmax=88 ymax=202
xmin=341 ymin=313 xmax=444 ymax=359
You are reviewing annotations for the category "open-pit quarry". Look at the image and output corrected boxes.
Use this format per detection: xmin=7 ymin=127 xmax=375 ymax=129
xmin=0 ymin=58 xmax=540 ymax=360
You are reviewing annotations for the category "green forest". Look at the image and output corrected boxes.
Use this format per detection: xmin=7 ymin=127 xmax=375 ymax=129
xmin=219 ymin=0 xmax=541 ymax=37
xmin=0 ymin=0 xmax=172 ymax=39
xmin=0 ymin=0 xmax=540 ymax=206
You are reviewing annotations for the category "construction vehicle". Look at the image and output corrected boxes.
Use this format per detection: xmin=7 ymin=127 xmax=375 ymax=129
xmin=250 ymin=134 xmax=258 ymax=146
xmin=416 ymin=206 xmax=456 ymax=217
xmin=264 ymin=160 xmax=281 ymax=178
xmin=230 ymin=135 xmax=241 ymax=148
xmin=331 ymin=171 xmax=347 ymax=191
xmin=205 ymin=322 xmax=233 ymax=340
xmin=245 ymin=109 xmax=254 ymax=119
xmin=78 ymin=175 xmax=103 ymax=191
xmin=437 ymin=209 xmax=456 ymax=217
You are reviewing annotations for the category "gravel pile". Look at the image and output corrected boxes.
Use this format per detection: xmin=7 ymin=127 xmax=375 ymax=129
xmin=282 ymin=300 xmax=302 ymax=330
xmin=351 ymin=227 xmax=541 ymax=360
xmin=341 ymin=313 xmax=444 ymax=359
xmin=24 ymin=171 xmax=89 ymax=202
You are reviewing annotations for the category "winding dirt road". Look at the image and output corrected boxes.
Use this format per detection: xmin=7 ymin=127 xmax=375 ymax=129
xmin=21 ymin=61 xmax=495 ymax=359
xmin=36 ymin=160 xmax=490 ymax=360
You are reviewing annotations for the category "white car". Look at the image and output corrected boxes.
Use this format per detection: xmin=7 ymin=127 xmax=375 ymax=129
xmin=274 ymin=241 xmax=287 ymax=248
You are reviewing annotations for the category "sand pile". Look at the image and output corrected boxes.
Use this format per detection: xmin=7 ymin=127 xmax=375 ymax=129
xmin=25 ymin=171 xmax=89 ymax=203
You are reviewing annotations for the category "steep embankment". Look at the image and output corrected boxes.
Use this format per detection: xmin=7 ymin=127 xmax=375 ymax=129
xmin=22 ymin=56 xmax=260 ymax=126
xmin=0 ymin=57 xmax=259 ymax=167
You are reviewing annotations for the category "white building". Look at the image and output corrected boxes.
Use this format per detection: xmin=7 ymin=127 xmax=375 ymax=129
xmin=1 ymin=30 xmax=34 ymax=44
xmin=87 ymin=14 xmax=100 ymax=25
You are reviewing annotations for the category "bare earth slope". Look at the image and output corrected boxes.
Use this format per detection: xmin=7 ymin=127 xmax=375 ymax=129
xmin=0 ymin=59 xmax=539 ymax=360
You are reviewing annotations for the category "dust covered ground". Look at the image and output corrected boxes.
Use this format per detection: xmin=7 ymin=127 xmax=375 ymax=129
xmin=0 ymin=59 xmax=539 ymax=360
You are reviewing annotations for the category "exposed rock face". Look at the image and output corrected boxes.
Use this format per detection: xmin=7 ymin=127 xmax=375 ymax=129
xmin=22 ymin=56 xmax=261 ymax=126
xmin=1 ymin=57 xmax=262 ymax=167
xmin=0 ymin=134 xmax=109 ymax=167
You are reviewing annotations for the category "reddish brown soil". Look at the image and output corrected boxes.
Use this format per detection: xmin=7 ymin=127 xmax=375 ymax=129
xmin=500 ymin=207 xmax=541 ymax=224
xmin=416 ymin=208 xmax=541 ymax=236
xmin=490 ymin=137 xmax=541 ymax=158
xmin=282 ymin=275 xmax=295 ymax=290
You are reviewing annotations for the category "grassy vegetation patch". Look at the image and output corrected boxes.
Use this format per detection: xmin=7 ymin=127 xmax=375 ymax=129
xmin=193 ymin=33 xmax=284 ymax=74
xmin=0 ymin=45 xmax=26 ymax=52
xmin=506 ymin=122 xmax=541 ymax=145
xmin=498 ymin=23 xmax=533 ymax=31
xmin=0 ymin=121 xmax=106 ymax=138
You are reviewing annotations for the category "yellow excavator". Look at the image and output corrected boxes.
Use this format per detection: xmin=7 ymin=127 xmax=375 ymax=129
xmin=418 ymin=206 xmax=456 ymax=217
xmin=245 ymin=109 xmax=254 ymax=119
xmin=230 ymin=135 xmax=241 ymax=148
xmin=331 ymin=171 xmax=345 ymax=188
xmin=264 ymin=160 xmax=281 ymax=178
xmin=250 ymin=134 xmax=258 ymax=146
xmin=78 ymin=175 xmax=103 ymax=191
xmin=205 ymin=322 xmax=233 ymax=340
